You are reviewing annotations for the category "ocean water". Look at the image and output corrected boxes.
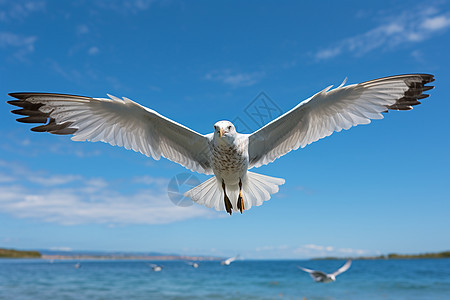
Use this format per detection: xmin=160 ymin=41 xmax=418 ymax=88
xmin=1 ymin=258 xmax=449 ymax=300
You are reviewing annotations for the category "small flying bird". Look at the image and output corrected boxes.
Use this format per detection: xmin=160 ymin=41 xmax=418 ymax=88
xmin=298 ymin=259 xmax=352 ymax=283
xmin=186 ymin=261 xmax=199 ymax=268
xmin=147 ymin=263 xmax=163 ymax=272
xmin=221 ymin=255 xmax=239 ymax=266
xmin=74 ymin=262 xmax=81 ymax=269
xmin=7 ymin=74 xmax=434 ymax=214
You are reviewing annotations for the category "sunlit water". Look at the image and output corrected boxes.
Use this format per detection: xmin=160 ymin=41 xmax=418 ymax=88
xmin=1 ymin=259 xmax=449 ymax=299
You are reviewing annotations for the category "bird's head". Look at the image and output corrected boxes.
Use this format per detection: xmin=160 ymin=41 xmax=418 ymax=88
xmin=214 ymin=121 xmax=236 ymax=140
xmin=329 ymin=275 xmax=336 ymax=282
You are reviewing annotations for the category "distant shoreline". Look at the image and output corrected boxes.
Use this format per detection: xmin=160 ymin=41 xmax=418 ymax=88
xmin=40 ymin=255 xmax=221 ymax=261
xmin=1 ymin=248 xmax=449 ymax=260
xmin=0 ymin=247 xmax=221 ymax=260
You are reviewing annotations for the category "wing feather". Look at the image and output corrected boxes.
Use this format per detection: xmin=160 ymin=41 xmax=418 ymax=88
xmin=8 ymin=93 xmax=213 ymax=174
xmin=332 ymin=259 xmax=352 ymax=276
xmin=248 ymin=74 xmax=434 ymax=168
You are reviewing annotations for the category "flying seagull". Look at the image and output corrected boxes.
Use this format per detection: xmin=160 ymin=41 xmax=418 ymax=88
xmin=186 ymin=261 xmax=199 ymax=268
xmin=147 ymin=263 xmax=163 ymax=272
xmin=7 ymin=74 xmax=434 ymax=215
xmin=298 ymin=259 xmax=352 ymax=283
xmin=221 ymin=255 xmax=239 ymax=265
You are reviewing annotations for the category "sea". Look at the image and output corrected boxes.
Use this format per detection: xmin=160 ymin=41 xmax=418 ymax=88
xmin=0 ymin=258 xmax=449 ymax=300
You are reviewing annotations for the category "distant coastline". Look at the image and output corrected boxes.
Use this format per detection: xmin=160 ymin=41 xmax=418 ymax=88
xmin=40 ymin=254 xmax=221 ymax=261
xmin=0 ymin=248 xmax=41 ymax=258
xmin=0 ymin=247 xmax=221 ymax=261
xmin=313 ymin=250 xmax=450 ymax=260
xmin=2 ymin=247 xmax=449 ymax=260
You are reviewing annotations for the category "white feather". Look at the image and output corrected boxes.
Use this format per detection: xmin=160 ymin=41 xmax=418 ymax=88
xmin=248 ymin=75 xmax=430 ymax=168
xmin=23 ymin=94 xmax=213 ymax=174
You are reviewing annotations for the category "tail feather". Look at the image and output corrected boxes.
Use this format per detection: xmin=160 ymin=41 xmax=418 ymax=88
xmin=243 ymin=172 xmax=285 ymax=209
xmin=185 ymin=176 xmax=224 ymax=211
xmin=185 ymin=172 xmax=285 ymax=213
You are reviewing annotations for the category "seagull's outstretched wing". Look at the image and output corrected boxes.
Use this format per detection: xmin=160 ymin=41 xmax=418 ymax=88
xmin=248 ymin=74 xmax=434 ymax=168
xmin=222 ymin=255 xmax=239 ymax=264
xmin=8 ymin=93 xmax=213 ymax=174
xmin=332 ymin=259 xmax=352 ymax=277
xmin=227 ymin=255 xmax=238 ymax=263
xmin=298 ymin=266 xmax=327 ymax=282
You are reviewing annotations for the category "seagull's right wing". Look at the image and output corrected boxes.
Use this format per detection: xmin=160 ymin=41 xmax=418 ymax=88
xmin=248 ymin=74 xmax=434 ymax=168
xmin=8 ymin=93 xmax=213 ymax=174
xmin=332 ymin=259 xmax=352 ymax=276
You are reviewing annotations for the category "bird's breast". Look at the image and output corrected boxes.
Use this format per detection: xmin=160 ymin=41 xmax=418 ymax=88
xmin=210 ymin=140 xmax=248 ymax=180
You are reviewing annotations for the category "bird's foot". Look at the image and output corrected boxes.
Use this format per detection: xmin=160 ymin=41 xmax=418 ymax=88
xmin=222 ymin=180 xmax=233 ymax=215
xmin=224 ymin=194 xmax=232 ymax=215
xmin=237 ymin=191 xmax=244 ymax=214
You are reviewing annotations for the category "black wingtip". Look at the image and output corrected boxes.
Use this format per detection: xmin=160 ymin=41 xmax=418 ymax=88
xmin=8 ymin=93 xmax=30 ymax=100
xmin=7 ymin=100 xmax=22 ymax=106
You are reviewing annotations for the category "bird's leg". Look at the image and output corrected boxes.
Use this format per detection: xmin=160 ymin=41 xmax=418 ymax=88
xmin=222 ymin=180 xmax=233 ymax=215
xmin=237 ymin=179 xmax=244 ymax=214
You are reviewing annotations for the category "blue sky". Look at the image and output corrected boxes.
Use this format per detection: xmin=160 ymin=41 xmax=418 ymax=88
xmin=1 ymin=0 xmax=449 ymax=259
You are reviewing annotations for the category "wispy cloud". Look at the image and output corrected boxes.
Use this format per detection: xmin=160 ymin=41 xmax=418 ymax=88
xmin=0 ymin=161 xmax=216 ymax=225
xmin=95 ymin=0 xmax=157 ymax=14
xmin=88 ymin=46 xmax=99 ymax=55
xmin=76 ymin=24 xmax=90 ymax=35
xmin=205 ymin=69 xmax=265 ymax=88
xmin=133 ymin=175 xmax=170 ymax=186
xmin=294 ymin=243 xmax=378 ymax=258
xmin=315 ymin=6 xmax=450 ymax=60
xmin=0 ymin=32 xmax=37 ymax=61
xmin=0 ymin=1 xmax=45 ymax=23
xmin=249 ymin=243 xmax=379 ymax=259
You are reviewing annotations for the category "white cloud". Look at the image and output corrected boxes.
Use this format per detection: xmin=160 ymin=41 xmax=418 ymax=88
xmin=27 ymin=174 xmax=82 ymax=186
xmin=0 ymin=161 xmax=216 ymax=225
xmin=0 ymin=173 xmax=15 ymax=183
xmin=0 ymin=185 xmax=213 ymax=225
xmin=0 ymin=1 xmax=45 ymax=22
xmin=315 ymin=6 xmax=450 ymax=60
xmin=205 ymin=69 xmax=264 ymax=87
xmin=95 ymin=0 xmax=157 ymax=14
xmin=422 ymin=15 xmax=450 ymax=30
xmin=76 ymin=24 xmax=90 ymax=35
xmin=0 ymin=31 xmax=37 ymax=60
xmin=49 ymin=246 xmax=73 ymax=252
xmin=294 ymin=243 xmax=376 ymax=258
xmin=0 ymin=160 xmax=81 ymax=187
xmin=133 ymin=175 xmax=169 ymax=186
xmin=255 ymin=245 xmax=289 ymax=252
xmin=88 ymin=46 xmax=99 ymax=55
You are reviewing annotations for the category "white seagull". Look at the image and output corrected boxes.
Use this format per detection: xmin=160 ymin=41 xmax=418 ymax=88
xmin=221 ymin=255 xmax=239 ymax=266
xmin=7 ymin=74 xmax=434 ymax=214
xmin=147 ymin=263 xmax=163 ymax=272
xmin=298 ymin=259 xmax=352 ymax=283
xmin=186 ymin=261 xmax=199 ymax=268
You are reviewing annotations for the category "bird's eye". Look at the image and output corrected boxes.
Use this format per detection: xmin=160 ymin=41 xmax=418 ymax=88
xmin=227 ymin=126 xmax=231 ymax=130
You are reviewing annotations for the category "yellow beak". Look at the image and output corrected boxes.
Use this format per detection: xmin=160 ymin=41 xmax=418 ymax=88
xmin=220 ymin=128 xmax=224 ymax=138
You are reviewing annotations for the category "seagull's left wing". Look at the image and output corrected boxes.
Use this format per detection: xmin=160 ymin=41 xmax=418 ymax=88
xmin=226 ymin=255 xmax=238 ymax=263
xmin=298 ymin=266 xmax=327 ymax=282
xmin=248 ymin=74 xmax=434 ymax=168
xmin=8 ymin=93 xmax=213 ymax=174
xmin=332 ymin=259 xmax=352 ymax=277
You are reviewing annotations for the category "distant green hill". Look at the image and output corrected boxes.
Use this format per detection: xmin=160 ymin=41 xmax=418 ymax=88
xmin=386 ymin=251 xmax=450 ymax=259
xmin=0 ymin=248 xmax=41 ymax=258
